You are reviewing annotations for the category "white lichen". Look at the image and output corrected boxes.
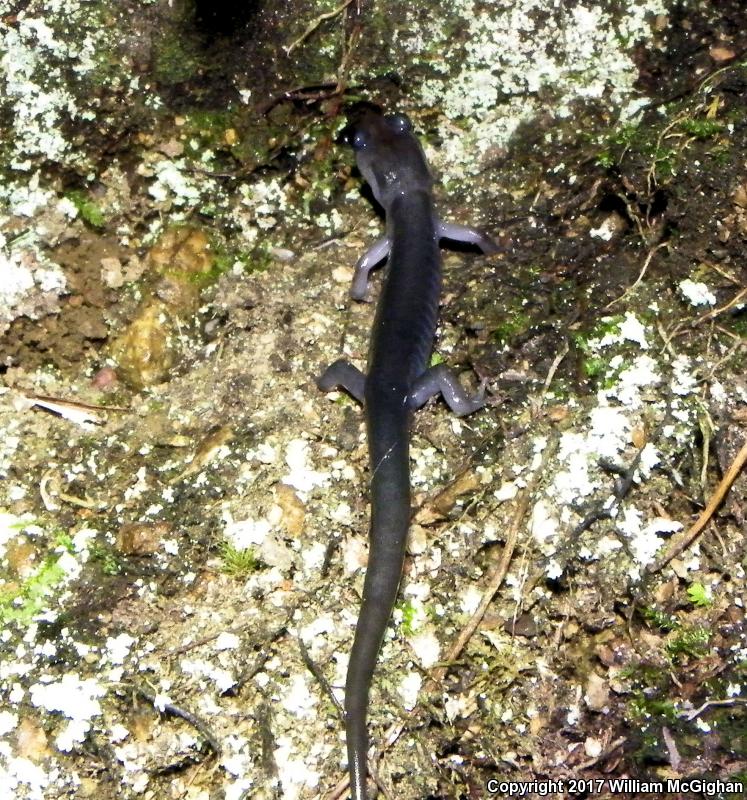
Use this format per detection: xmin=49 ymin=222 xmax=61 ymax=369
xmin=679 ymin=278 xmax=717 ymax=307
xmin=409 ymin=0 xmax=668 ymax=175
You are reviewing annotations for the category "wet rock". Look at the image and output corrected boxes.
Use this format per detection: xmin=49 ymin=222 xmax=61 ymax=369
xmin=110 ymin=226 xmax=217 ymax=388
xmin=110 ymin=300 xmax=177 ymax=388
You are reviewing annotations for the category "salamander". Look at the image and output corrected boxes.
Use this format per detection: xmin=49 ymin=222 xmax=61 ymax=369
xmin=318 ymin=108 xmax=498 ymax=800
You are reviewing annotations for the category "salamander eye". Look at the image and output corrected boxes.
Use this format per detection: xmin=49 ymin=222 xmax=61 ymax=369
xmin=387 ymin=113 xmax=412 ymax=133
xmin=338 ymin=122 xmax=368 ymax=149
xmin=351 ymin=131 xmax=367 ymax=150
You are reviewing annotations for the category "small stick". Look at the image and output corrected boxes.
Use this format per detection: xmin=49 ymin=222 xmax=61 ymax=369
xmin=680 ymin=697 xmax=747 ymax=720
xmin=648 ymin=436 xmax=747 ymax=573
xmin=692 ymin=286 xmax=747 ymax=327
xmin=541 ymin=340 xmax=570 ymax=398
xmin=605 ymin=241 xmax=668 ymax=309
xmin=433 ymin=472 xmax=536 ymax=679
xmin=299 ymin=638 xmax=345 ymax=717
xmin=135 ymin=685 xmax=221 ymax=755
xmin=380 ymin=444 xmax=552 ymax=757
xmin=285 ymin=0 xmax=355 ymax=55
xmin=661 ymin=725 xmax=682 ymax=772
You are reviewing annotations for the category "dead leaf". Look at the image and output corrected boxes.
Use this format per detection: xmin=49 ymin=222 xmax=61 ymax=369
xmin=709 ymin=45 xmax=736 ymax=62
xmin=274 ymin=483 xmax=306 ymax=537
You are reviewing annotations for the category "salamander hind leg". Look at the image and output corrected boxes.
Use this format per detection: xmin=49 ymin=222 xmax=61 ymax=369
xmin=316 ymin=359 xmax=366 ymax=403
xmin=410 ymin=364 xmax=487 ymax=417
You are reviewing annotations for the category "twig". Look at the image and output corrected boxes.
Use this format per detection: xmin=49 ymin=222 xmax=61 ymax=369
xmin=680 ymin=697 xmax=747 ymax=721
xmin=700 ymin=258 xmax=742 ymax=286
xmin=39 ymin=468 xmax=60 ymax=512
xmin=260 ymin=82 xmax=340 ymax=115
xmin=167 ymin=621 xmax=253 ymax=656
xmin=572 ymin=444 xmax=651 ymax=539
xmin=604 ymin=241 xmax=668 ymax=309
xmin=661 ymin=725 xmax=682 ymax=772
xmin=637 ymin=53 xmax=747 ymax=115
xmin=233 ymin=618 xmax=293 ymax=694
xmin=387 ymin=445 xmax=552 ymax=743
xmin=541 ymin=340 xmax=570 ymax=397
xmin=299 ymin=638 xmax=344 ymax=717
xmin=285 ymin=0 xmax=355 ymax=56
xmin=645 ymin=113 xmax=688 ymax=195
xmin=692 ymin=287 xmax=747 ymax=327
xmin=38 ymin=467 xmax=104 ymax=511
xmin=700 ymin=334 xmax=747 ymax=382
xmin=268 ymin=2 xmax=360 ymax=116
xmin=134 ymin=685 xmax=221 ymax=755
xmin=17 ymin=391 xmax=127 ymax=425
xmin=648 ymin=436 xmax=747 ymax=573
xmin=335 ymin=24 xmax=360 ymax=97
xmin=656 ymin=319 xmax=682 ymax=359
xmin=434 ymin=473 xmax=538 ymax=679
xmin=443 ymin=441 xmax=551 ymax=664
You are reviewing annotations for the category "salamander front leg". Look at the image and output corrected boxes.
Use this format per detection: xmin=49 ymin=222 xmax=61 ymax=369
xmin=350 ymin=236 xmax=391 ymax=301
xmin=317 ymin=359 xmax=366 ymax=403
xmin=438 ymin=220 xmax=500 ymax=254
xmin=410 ymin=364 xmax=487 ymax=417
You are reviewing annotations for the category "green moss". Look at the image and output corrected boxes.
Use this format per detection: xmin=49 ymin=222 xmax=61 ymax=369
xmin=184 ymin=109 xmax=234 ymax=136
xmin=0 ymin=553 xmax=68 ymax=625
xmin=587 ymin=315 xmax=625 ymax=340
xmin=490 ymin=308 xmax=532 ymax=345
xmin=595 ymin=96 xmax=732 ymax=183
xmin=55 ymin=532 xmax=75 ymax=553
xmin=595 ymin=122 xmax=637 ymax=166
xmin=582 ymin=355 xmax=608 ymax=380
xmin=628 ymin=692 xmax=678 ymax=723
xmin=66 ymin=189 xmax=106 ymax=228
xmin=596 ymin=151 xmax=615 ymax=169
xmin=725 ymin=314 xmax=747 ymax=338
xmin=572 ymin=317 xmax=627 ymax=384
xmin=192 ymin=240 xmax=271 ymax=285
xmin=639 ymin=605 xmax=679 ymax=632
xmin=89 ymin=543 xmax=122 ymax=576
xmin=619 ymin=662 xmax=669 ymax=685
xmin=686 ymin=582 xmax=713 ymax=608
xmin=219 ymin=541 xmax=258 ymax=577
xmin=678 ymin=118 xmax=725 ymax=139
xmin=629 ymin=729 xmax=663 ymax=762
xmin=179 ymin=104 xmax=304 ymax=175
xmin=666 ymin=626 xmax=710 ymax=660
xmin=397 ymin=599 xmax=418 ymax=636
xmin=652 ymin=147 xmax=677 ymax=179
xmin=152 ymin=27 xmax=201 ymax=85
xmin=237 ymin=245 xmax=273 ymax=274
xmin=182 ymin=109 xmax=241 ymax=159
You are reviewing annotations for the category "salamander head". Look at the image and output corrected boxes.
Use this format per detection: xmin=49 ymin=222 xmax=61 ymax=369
xmin=340 ymin=109 xmax=433 ymax=209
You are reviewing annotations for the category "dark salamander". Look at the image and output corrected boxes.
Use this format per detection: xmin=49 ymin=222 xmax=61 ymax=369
xmin=318 ymin=109 xmax=498 ymax=800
